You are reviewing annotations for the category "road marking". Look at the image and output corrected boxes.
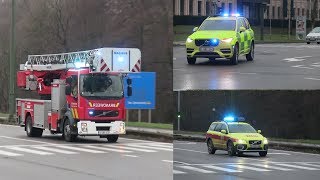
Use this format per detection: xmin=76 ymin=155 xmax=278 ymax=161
xmin=228 ymin=164 xmax=271 ymax=172
xmin=271 ymin=149 xmax=320 ymax=157
xmin=104 ymin=145 xmax=157 ymax=152
xmin=299 ymin=163 xmax=320 ymax=168
xmin=123 ymin=154 xmax=138 ymax=158
xmin=305 ymin=77 xmax=320 ymax=81
xmin=0 ymin=136 xmax=54 ymax=144
xmin=174 ymin=142 xmax=197 ymax=145
xmin=268 ymin=153 xmax=291 ymax=155
xmin=0 ymin=149 xmax=23 ymax=156
xmin=6 ymin=147 xmax=54 ymax=155
xmin=230 ymin=72 xmax=257 ymax=75
xmin=143 ymin=143 xmax=173 ymax=148
xmin=173 ymin=148 xmax=207 ymax=154
xmin=177 ymin=166 xmax=215 ymax=173
xmin=162 ymin=160 xmax=173 ymax=163
xmin=83 ymin=145 xmax=132 ymax=153
xmin=276 ymin=163 xmax=320 ymax=170
xmin=173 ymin=170 xmax=186 ymax=174
xmin=56 ymin=145 xmax=106 ymax=153
xmin=292 ymin=65 xmax=314 ymax=69
xmin=249 ymin=164 xmax=293 ymax=171
xmin=173 ymin=69 xmax=187 ymax=71
xmin=32 ymin=146 xmax=79 ymax=154
xmin=202 ymin=165 xmax=242 ymax=173
xmin=127 ymin=144 xmax=172 ymax=151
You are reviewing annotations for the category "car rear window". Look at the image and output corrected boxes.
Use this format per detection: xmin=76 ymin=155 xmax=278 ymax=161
xmin=228 ymin=124 xmax=257 ymax=133
xmin=199 ymin=20 xmax=236 ymax=31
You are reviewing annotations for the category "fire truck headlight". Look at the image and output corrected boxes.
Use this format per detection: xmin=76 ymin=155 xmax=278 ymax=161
xmin=88 ymin=110 xmax=94 ymax=116
xmin=81 ymin=123 xmax=88 ymax=132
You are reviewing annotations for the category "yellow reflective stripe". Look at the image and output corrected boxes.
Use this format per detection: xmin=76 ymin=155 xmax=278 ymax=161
xmin=71 ymin=108 xmax=75 ymax=118
xmin=74 ymin=108 xmax=79 ymax=119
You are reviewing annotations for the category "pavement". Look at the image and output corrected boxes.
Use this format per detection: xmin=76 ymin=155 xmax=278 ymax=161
xmin=0 ymin=124 xmax=173 ymax=180
xmin=173 ymin=140 xmax=320 ymax=180
xmin=173 ymin=43 xmax=320 ymax=90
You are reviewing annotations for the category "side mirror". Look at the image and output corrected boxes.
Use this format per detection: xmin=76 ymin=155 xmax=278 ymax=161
xmin=257 ymin=130 xmax=261 ymax=134
xmin=193 ymin=27 xmax=198 ymax=32
xmin=127 ymin=78 xmax=132 ymax=85
xmin=65 ymin=86 xmax=71 ymax=95
xmin=221 ymin=130 xmax=227 ymax=134
xmin=127 ymin=86 xmax=132 ymax=96
xmin=66 ymin=77 xmax=72 ymax=84
xmin=239 ymin=26 xmax=246 ymax=33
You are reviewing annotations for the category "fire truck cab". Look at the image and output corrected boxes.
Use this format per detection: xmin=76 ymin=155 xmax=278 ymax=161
xmin=16 ymin=48 xmax=141 ymax=142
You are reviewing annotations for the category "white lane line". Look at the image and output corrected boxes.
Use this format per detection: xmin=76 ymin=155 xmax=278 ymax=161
xmin=228 ymin=164 xmax=271 ymax=172
xmin=83 ymin=145 xmax=132 ymax=153
xmin=294 ymin=56 xmax=312 ymax=59
xmin=271 ymin=149 xmax=320 ymax=157
xmin=177 ymin=166 xmax=215 ymax=173
xmin=56 ymin=145 xmax=106 ymax=153
xmin=0 ymin=136 xmax=54 ymax=144
xmin=299 ymin=163 xmax=320 ymax=168
xmin=305 ymin=77 xmax=320 ymax=81
xmin=230 ymin=72 xmax=257 ymax=75
xmin=174 ymin=142 xmax=197 ymax=145
xmin=0 ymin=149 xmax=23 ymax=156
xmin=202 ymin=165 xmax=242 ymax=173
xmin=162 ymin=160 xmax=173 ymax=163
xmin=268 ymin=153 xmax=291 ymax=155
xmin=32 ymin=146 xmax=79 ymax=154
xmin=249 ymin=164 xmax=293 ymax=171
xmin=173 ymin=170 xmax=186 ymax=174
xmin=104 ymin=145 xmax=157 ymax=152
xmin=127 ymin=144 xmax=172 ymax=151
xmin=173 ymin=69 xmax=187 ymax=71
xmin=276 ymin=163 xmax=320 ymax=170
xmin=173 ymin=148 xmax=207 ymax=154
xmin=292 ymin=65 xmax=314 ymax=69
xmin=123 ymin=155 xmax=138 ymax=158
xmin=143 ymin=143 xmax=173 ymax=148
xmin=6 ymin=147 xmax=54 ymax=155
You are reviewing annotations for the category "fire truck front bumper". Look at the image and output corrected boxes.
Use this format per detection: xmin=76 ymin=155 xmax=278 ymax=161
xmin=77 ymin=121 xmax=126 ymax=136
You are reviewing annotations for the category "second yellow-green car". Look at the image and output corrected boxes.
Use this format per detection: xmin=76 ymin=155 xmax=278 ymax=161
xmin=186 ymin=15 xmax=255 ymax=65
xmin=206 ymin=117 xmax=268 ymax=157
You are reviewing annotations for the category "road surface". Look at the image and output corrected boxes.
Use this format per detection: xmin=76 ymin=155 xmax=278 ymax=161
xmin=0 ymin=124 xmax=172 ymax=180
xmin=173 ymin=141 xmax=320 ymax=180
xmin=174 ymin=44 xmax=320 ymax=90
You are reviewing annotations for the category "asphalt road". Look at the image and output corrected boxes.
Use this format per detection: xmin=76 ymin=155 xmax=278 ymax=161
xmin=173 ymin=43 xmax=320 ymax=90
xmin=0 ymin=124 xmax=173 ymax=180
xmin=173 ymin=141 xmax=320 ymax=180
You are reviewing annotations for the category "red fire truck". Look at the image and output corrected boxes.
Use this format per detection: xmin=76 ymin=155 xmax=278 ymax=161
xmin=16 ymin=48 xmax=141 ymax=142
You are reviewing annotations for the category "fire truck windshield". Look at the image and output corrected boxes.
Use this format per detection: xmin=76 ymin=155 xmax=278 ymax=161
xmin=79 ymin=74 xmax=123 ymax=99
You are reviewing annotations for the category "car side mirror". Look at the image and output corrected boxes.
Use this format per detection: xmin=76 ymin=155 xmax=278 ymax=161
xmin=65 ymin=85 xmax=71 ymax=95
xmin=221 ymin=130 xmax=227 ymax=134
xmin=193 ymin=27 xmax=198 ymax=32
xmin=239 ymin=26 xmax=246 ymax=33
xmin=127 ymin=86 xmax=132 ymax=96
xmin=66 ymin=77 xmax=72 ymax=84
xmin=257 ymin=130 xmax=261 ymax=134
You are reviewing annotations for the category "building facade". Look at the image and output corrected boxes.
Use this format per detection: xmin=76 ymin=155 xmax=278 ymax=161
xmin=174 ymin=0 xmax=320 ymax=20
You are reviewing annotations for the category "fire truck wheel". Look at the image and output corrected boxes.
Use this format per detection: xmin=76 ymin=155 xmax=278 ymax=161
xmin=63 ymin=120 xmax=77 ymax=142
xmin=26 ymin=116 xmax=43 ymax=137
xmin=107 ymin=135 xmax=119 ymax=143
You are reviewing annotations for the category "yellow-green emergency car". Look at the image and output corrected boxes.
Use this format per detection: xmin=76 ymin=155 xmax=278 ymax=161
xmin=205 ymin=117 xmax=268 ymax=157
xmin=186 ymin=15 xmax=254 ymax=65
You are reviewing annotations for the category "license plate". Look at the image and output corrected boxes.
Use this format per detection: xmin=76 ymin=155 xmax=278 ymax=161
xmin=98 ymin=131 xmax=110 ymax=135
xmin=200 ymin=47 xmax=214 ymax=52
xmin=250 ymin=144 xmax=260 ymax=148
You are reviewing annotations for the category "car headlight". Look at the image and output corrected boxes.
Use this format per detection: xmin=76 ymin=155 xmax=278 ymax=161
xmin=186 ymin=37 xmax=193 ymax=43
xmin=237 ymin=139 xmax=246 ymax=144
xmin=221 ymin=38 xmax=233 ymax=43
xmin=263 ymin=138 xmax=268 ymax=144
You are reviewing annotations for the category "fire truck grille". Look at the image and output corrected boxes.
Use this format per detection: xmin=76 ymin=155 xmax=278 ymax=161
xmin=90 ymin=110 xmax=119 ymax=117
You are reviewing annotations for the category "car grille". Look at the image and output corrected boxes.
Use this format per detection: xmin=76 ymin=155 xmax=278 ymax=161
xmin=195 ymin=39 xmax=219 ymax=46
xmin=89 ymin=110 xmax=119 ymax=117
xmin=249 ymin=140 xmax=262 ymax=145
xmin=194 ymin=52 xmax=219 ymax=56
xmin=220 ymin=48 xmax=231 ymax=54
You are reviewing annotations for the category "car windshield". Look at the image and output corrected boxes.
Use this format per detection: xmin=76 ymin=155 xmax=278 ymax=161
xmin=199 ymin=20 xmax=236 ymax=31
xmin=310 ymin=27 xmax=320 ymax=33
xmin=80 ymin=74 xmax=123 ymax=99
xmin=228 ymin=124 xmax=257 ymax=133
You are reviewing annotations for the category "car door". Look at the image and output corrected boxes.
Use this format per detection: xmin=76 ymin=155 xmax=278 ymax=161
xmin=236 ymin=18 xmax=246 ymax=54
xmin=220 ymin=123 xmax=228 ymax=150
xmin=207 ymin=122 xmax=217 ymax=141
xmin=243 ymin=18 xmax=254 ymax=52
xmin=213 ymin=123 xmax=222 ymax=148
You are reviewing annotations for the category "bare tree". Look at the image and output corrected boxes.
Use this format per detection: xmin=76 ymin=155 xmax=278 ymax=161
xmin=311 ymin=0 xmax=318 ymax=29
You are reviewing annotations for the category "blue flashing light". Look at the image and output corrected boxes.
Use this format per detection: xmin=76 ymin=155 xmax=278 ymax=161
xmin=232 ymin=13 xmax=240 ymax=17
xmin=223 ymin=13 xmax=229 ymax=17
xmin=224 ymin=116 xmax=235 ymax=122
xmin=89 ymin=111 xmax=94 ymax=115
xmin=210 ymin=38 xmax=219 ymax=46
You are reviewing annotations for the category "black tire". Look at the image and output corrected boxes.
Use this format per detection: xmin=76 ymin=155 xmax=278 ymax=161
xmin=246 ymin=42 xmax=254 ymax=61
xmin=230 ymin=44 xmax=239 ymax=65
xmin=307 ymin=42 xmax=311 ymax=44
xmin=26 ymin=116 xmax=43 ymax=137
xmin=227 ymin=141 xmax=236 ymax=156
xmin=207 ymin=139 xmax=216 ymax=154
xmin=187 ymin=57 xmax=196 ymax=65
xmin=259 ymin=151 xmax=267 ymax=157
xmin=63 ymin=119 xmax=77 ymax=142
xmin=107 ymin=135 xmax=119 ymax=143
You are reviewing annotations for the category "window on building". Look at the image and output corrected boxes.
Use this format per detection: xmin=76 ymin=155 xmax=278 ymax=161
xmin=272 ymin=6 xmax=275 ymax=19
xmin=293 ymin=8 xmax=295 ymax=18
xmin=229 ymin=3 xmax=232 ymax=14
xmin=266 ymin=6 xmax=269 ymax=19
xmin=278 ymin=7 xmax=281 ymax=18
xmin=206 ymin=1 xmax=210 ymax=15
xmin=298 ymin=8 xmax=300 ymax=16
xmin=180 ymin=0 xmax=184 ymax=15
xmin=302 ymin=8 xmax=304 ymax=16
xmin=198 ymin=1 xmax=202 ymax=16
xmin=307 ymin=9 xmax=309 ymax=19
xmin=189 ymin=0 xmax=193 ymax=15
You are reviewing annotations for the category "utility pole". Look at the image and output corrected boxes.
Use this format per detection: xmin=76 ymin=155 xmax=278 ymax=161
xmin=8 ymin=0 xmax=16 ymax=122
xmin=288 ymin=0 xmax=291 ymax=40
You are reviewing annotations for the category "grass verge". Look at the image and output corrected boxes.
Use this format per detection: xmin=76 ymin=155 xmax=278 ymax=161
xmin=126 ymin=122 xmax=173 ymax=130
xmin=269 ymin=138 xmax=320 ymax=145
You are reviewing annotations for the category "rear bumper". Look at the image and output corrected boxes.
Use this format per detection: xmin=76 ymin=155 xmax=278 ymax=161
xmin=77 ymin=121 xmax=126 ymax=136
